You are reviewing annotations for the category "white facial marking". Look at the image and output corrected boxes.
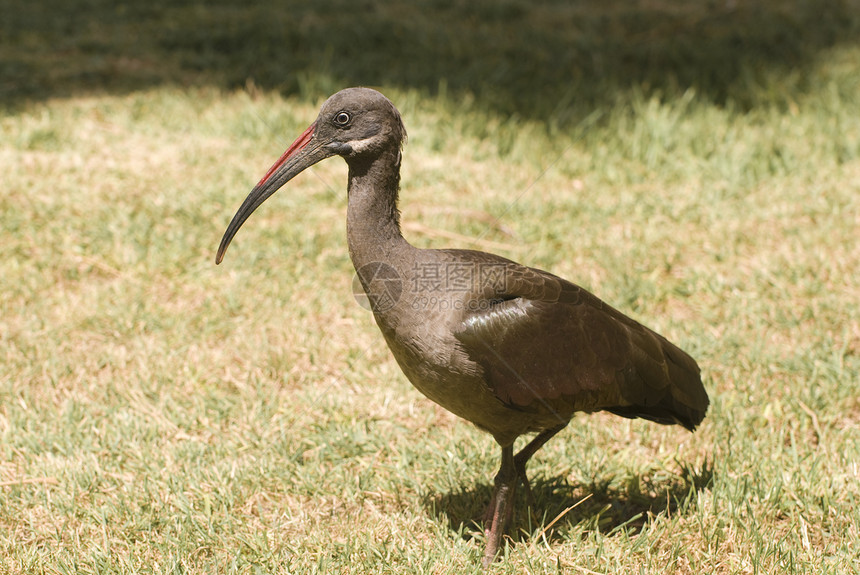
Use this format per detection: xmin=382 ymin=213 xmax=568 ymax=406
xmin=346 ymin=134 xmax=383 ymax=154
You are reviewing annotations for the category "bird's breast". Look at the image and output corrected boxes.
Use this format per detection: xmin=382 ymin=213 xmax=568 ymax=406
xmin=369 ymin=301 xmax=519 ymax=432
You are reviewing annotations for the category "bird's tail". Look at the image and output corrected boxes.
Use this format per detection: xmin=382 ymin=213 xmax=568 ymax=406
xmin=607 ymin=332 xmax=709 ymax=432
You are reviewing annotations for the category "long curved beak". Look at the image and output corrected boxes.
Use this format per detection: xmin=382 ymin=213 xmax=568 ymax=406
xmin=216 ymin=121 xmax=331 ymax=264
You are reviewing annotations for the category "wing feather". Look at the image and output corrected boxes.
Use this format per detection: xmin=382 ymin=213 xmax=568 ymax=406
xmin=449 ymin=252 xmax=708 ymax=430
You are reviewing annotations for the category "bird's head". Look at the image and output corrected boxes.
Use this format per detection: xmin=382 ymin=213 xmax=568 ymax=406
xmin=216 ymin=87 xmax=406 ymax=264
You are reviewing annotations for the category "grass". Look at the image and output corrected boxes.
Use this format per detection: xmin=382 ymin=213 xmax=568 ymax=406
xmin=2 ymin=1 xmax=860 ymax=573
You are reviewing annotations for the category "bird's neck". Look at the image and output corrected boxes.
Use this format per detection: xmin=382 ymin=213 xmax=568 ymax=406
xmin=346 ymin=147 xmax=412 ymax=270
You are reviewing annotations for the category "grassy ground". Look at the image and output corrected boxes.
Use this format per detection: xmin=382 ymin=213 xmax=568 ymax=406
xmin=2 ymin=1 xmax=860 ymax=573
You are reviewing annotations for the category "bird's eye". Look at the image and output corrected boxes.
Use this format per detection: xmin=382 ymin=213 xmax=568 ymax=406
xmin=334 ymin=111 xmax=351 ymax=126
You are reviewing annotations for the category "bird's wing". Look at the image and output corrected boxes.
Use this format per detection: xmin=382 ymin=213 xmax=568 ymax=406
xmin=448 ymin=251 xmax=708 ymax=430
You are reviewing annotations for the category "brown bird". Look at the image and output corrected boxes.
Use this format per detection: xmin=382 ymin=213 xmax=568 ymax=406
xmin=216 ymin=87 xmax=708 ymax=566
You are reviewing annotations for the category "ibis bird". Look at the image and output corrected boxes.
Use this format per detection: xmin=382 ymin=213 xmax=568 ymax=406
xmin=216 ymin=87 xmax=708 ymax=566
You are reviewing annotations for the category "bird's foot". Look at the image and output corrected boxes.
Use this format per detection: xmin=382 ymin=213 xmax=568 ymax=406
xmin=482 ymin=447 xmax=518 ymax=568
xmin=482 ymin=481 xmax=516 ymax=568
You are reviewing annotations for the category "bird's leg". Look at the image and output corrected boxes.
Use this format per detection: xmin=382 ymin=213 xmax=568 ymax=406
xmin=482 ymin=445 xmax=516 ymax=568
xmin=482 ymin=425 xmax=569 ymax=566
xmin=513 ymin=423 xmax=569 ymax=510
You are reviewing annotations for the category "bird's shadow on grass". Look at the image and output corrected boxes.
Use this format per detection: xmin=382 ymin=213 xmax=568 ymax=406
xmin=424 ymin=459 xmax=713 ymax=545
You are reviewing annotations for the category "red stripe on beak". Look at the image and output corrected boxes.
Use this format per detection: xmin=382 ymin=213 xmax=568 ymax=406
xmin=257 ymin=122 xmax=316 ymax=187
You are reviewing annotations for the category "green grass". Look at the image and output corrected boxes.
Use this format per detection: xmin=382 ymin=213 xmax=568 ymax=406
xmin=2 ymin=1 xmax=860 ymax=573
